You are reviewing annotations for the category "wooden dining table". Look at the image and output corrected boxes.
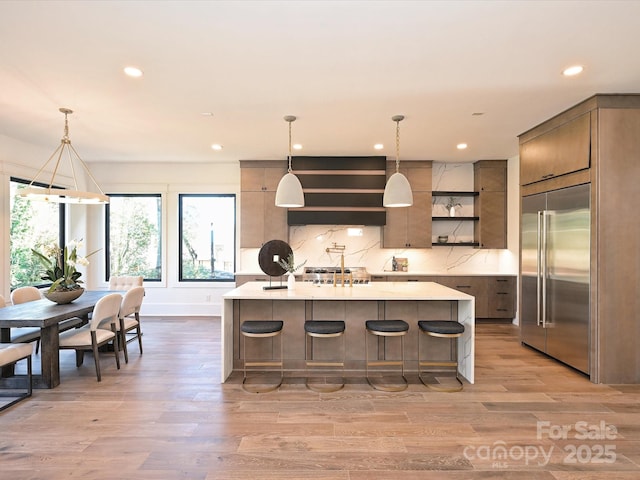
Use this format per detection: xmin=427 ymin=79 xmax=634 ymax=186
xmin=0 ymin=290 xmax=118 ymax=389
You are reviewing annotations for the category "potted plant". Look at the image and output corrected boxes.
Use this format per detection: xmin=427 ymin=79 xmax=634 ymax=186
xmin=445 ymin=197 xmax=462 ymax=217
xmin=32 ymin=239 xmax=98 ymax=304
xmin=277 ymin=253 xmax=307 ymax=290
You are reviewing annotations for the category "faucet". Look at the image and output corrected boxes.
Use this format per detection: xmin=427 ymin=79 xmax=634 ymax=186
xmin=325 ymin=242 xmax=348 ymax=287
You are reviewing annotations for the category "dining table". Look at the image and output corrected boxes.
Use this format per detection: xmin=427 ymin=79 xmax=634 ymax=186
xmin=0 ymin=290 xmax=119 ymax=389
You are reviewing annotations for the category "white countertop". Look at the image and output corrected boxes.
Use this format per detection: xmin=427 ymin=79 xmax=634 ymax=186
xmin=223 ymin=281 xmax=474 ymax=301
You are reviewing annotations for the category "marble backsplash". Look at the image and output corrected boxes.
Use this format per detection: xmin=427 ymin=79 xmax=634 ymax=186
xmin=240 ymin=224 xmax=516 ymax=275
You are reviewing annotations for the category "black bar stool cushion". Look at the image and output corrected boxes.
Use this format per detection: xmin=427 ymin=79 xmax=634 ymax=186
xmin=241 ymin=320 xmax=284 ymax=335
xmin=305 ymin=320 xmax=345 ymax=335
xmin=366 ymin=320 xmax=409 ymax=333
xmin=418 ymin=320 xmax=465 ymax=335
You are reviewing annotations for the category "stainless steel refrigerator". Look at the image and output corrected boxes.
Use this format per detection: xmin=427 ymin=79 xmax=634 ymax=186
xmin=521 ymin=183 xmax=590 ymax=374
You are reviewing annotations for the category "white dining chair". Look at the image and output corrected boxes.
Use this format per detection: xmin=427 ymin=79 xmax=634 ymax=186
xmin=0 ymin=342 xmax=33 ymax=411
xmin=7 ymin=288 xmax=43 ymax=350
xmin=109 ymin=276 xmax=143 ymax=291
xmin=9 ymin=287 xmax=84 ymax=352
xmin=59 ymin=293 xmax=122 ymax=382
xmin=98 ymin=286 xmax=144 ymax=363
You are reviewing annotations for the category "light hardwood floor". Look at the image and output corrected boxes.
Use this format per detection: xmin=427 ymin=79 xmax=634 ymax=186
xmin=1 ymin=317 xmax=639 ymax=479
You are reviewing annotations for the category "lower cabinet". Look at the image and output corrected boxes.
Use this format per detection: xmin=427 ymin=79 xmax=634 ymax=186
xmin=384 ymin=274 xmax=516 ymax=320
xmin=485 ymin=276 xmax=517 ymax=319
xmin=435 ymin=276 xmax=488 ymax=318
xmin=235 ymin=274 xmax=298 ymax=287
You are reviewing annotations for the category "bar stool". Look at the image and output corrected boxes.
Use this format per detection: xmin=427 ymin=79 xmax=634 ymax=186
xmin=365 ymin=319 xmax=409 ymax=392
xmin=304 ymin=320 xmax=346 ymax=393
xmin=241 ymin=320 xmax=284 ymax=393
xmin=418 ymin=320 xmax=465 ymax=392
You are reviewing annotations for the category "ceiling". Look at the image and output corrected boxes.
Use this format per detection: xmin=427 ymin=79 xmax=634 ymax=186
xmin=2 ymin=0 xmax=640 ymax=166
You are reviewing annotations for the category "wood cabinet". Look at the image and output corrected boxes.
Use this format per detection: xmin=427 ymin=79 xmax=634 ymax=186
xmin=382 ymin=161 xmax=432 ymax=248
xmin=235 ymin=274 xmax=299 ymax=287
xmin=240 ymin=161 xmax=288 ymax=248
xmin=519 ymin=112 xmax=590 ymax=186
xmin=383 ymin=274 xmax=517 ymax=320
xmin=474 ymin=160 xmax=507 ymax=249
xmin=518 ymin=94 xmax=640 ymax=383
xmin=435 ymin=276 xmax=489 ymax=318
xmin=485 ymin=276 xmax=516 ymax=319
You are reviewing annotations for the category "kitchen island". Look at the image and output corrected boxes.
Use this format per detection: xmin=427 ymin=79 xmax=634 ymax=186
xmin=221 ymin=281 xmax=475 ymax=384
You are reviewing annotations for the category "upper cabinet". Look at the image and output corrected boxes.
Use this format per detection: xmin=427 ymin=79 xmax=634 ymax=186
xmin=474 ymin=160 xmax=507 ymax=249
xmin=240 ymin=160 xmax=288 ymax=248
xmin=519 ymin=112 xmax=591 ymax=186
xmin=382 ymin=161 xmax=432 ymax=248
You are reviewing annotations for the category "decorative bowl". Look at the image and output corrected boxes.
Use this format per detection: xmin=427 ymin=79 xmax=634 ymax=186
xmin=43 ymin=287 xmax=85 ymax=305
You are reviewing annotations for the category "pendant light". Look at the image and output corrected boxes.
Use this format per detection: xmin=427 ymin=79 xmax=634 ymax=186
xmin=275 ymin=115 xmax=304 ymax=208
xmin=383 ymin=114 xmax=413 ymax=207
xmin=17 ymin=108 xmax=109 ymax=204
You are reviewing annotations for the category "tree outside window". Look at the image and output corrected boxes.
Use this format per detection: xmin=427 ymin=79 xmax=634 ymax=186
xmin=106 ymin=194 xmax=162 ymax=281
xmin=179 ymin=194 xmax=235 ymax=281
xmin=9 ymin=178 xmax=65 ymax=289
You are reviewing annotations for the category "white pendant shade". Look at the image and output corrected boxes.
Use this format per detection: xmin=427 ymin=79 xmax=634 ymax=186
xmin=275 ymin=172 xmax=304 ymax=208
xmin=383 ymin=172 xmax=413 ymax=207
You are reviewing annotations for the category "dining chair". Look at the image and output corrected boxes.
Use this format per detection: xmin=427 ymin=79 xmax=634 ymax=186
xmin=109 ymin=276 xmax=143 ymax=291
xmin=9 ymin=287 xmax=85 ymax=353
xmin=58 ymin=293 xmax=122 ymax=382
xmin=0 ymin=342 xmax=33 ymax=411
xmin=1 ymin=294 xmax=41 ymax=346
xmin=99 ymin=286 xmax=144 ymax=363
xmin=8 ymin=288 xmax=43 ymax=351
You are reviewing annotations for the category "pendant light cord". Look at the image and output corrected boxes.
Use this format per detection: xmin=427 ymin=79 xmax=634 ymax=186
xmin=395 ymin=118 xmax=400 ymax=174
xmin=284 ymin=115 xmax=296 ymax=173
xmin=288 ymin=119 xmax=293 ymax=173
xmin=391 ymin=114 xmax=404 ymax=174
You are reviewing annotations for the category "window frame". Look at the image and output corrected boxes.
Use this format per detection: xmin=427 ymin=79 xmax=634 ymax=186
xmin=9 ymin=176 xmax=66 ymax=290
xmin=105 ymin=193 xmax=163 ymax=282
xmin=178 ymin=193 xmax=236 ymax=283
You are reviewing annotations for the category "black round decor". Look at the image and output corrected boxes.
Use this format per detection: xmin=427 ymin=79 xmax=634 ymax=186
xmin=258 ymin=240 xmax=293 ymax=277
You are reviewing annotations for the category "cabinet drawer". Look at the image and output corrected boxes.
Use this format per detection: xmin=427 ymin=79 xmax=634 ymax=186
xmin=486 ymin=276 xmax=516 ymax=318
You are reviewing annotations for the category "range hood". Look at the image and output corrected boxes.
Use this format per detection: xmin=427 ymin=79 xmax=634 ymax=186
xmin=287 ymin=156 xmax=387 ymax=226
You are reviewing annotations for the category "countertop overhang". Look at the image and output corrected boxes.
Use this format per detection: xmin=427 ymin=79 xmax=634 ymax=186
xmin=223 ymin=281 xmax=474 ymax=301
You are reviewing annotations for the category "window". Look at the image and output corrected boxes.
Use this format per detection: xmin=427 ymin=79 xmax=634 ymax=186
xmin=10 ymin=178 xmax=65 ymax=289
xmin=106 ymin=194 xmax=162 ymax=281
xmin=179 ymin=194 xmax=235 ymax=281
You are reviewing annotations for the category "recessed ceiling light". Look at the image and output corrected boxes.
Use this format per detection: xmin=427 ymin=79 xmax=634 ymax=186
xmin=374 ymin=143 xmax=384 ymax=150
xmin=201 ymin=112 xmax=214 ymax=117
xmin=456 ymin=143 xmax=468 ymax=150
xmin=211 ymin=144 xmax=223 ymax=151
xmin=562 ymin=65 xmax=584 ymax=76
xmin=123 ymin=66 xmax=143 ymax=78
xmin=293 ymin=144 xmax=302 ymax=150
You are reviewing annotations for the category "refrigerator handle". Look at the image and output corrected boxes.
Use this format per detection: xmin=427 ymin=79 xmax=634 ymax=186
xmin=541 ymin=210 xmax=548 ymax=328
xmin=536 ymin=211 xmax=543 ymax=326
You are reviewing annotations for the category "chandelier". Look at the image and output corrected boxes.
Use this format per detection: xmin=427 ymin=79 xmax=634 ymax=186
xmin=17 ymin=108 xmax=109 ymax=204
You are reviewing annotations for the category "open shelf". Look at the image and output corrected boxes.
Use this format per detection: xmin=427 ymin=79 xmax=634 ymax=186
xmin=432 ymin=216 xmax=479 ymax=221
xmin=432 ymin=191 xmax=478 ymax=197
xmin=432 ymin=242 xmax=480 ymax=247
